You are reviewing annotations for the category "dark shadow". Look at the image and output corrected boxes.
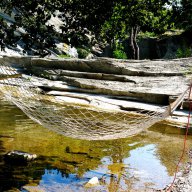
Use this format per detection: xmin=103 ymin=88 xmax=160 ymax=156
xmin=0 ymin=137 xmax=8 ymax=192
xmin=0 ymin=148 xmax=45 ymax=192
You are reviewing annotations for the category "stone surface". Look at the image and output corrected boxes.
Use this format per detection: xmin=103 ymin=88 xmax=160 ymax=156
xmin=1 ymin=56 xmax=192 ymax=126
xmin=1 ymin=56 xmax=191 ymax=108
xmin=24 ymin=57 xmax=192 ymax=105
xmin=158 ymin=160 xmax=192 ymax=192
xmin=29 ymin=57 xmax=192 ymax=75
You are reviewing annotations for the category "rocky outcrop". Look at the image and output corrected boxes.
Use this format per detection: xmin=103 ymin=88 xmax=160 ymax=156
xmin=122 ymin=32 xmax=192 ymax=60
xmin=1 ymin=56 xmax=192 ymax=123
xmin=23 ymin=57 xmax=192 ymax=105
xmin=29 ymin=57 xmax=190 ymax=76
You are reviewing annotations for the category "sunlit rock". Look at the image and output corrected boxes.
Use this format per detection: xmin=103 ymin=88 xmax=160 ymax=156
xmin=56 ymin=43 xmax=78 ymax=58
xmin=86 ymin=53 xmax=95 ymax=59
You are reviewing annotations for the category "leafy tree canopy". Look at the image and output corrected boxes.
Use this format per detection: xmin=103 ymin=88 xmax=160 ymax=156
xmin=101 ymin=0 xmax=173 ymax=59
xmin=0 ymin=0 xmax=115 ymax=54
xmin=172 ymin=0 xmax=192 ymax=32
xmin=0 ymin=0 xmax=189 ymax=59
xmin=0 ymin=0 xmax=58 ymax=55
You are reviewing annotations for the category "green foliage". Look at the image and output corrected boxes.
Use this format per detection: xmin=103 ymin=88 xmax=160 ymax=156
xmin=121 ymin=0 xmax=170 ymax=32
xmin=0 ymin=0 xmax=115 ymax=53
xmin=113 ymin=49 xmax=127 ymax=59
xmin=0 ymin=0 xmax=179 ymax=59
xmin=57 ymin=0 xmax=115 ymax=46
xmin=112 ymin=42 xmax=127 ymax=59
xmin=58 ymin=54 xmax=71 ymax=58
xmin=139 ymin=31 xmax=157 ymax=38
xmin=172 ymin=0 xmax=192 ymax=32
xmin=101 ymin=0 xmax=173 ymax=59
xmin=77 ymin=48 xmax=90 ymax=59
xmin=176 ymin=47 xmax=191 ymax=58
xmin=0 ymin=0 xmax=57 ymax=55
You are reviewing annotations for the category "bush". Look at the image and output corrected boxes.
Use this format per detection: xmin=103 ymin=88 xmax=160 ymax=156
xmin=176 ymin=47 xmax=191 ymax=58
xmin=113 ymin=49 xmax=127 ymax=59
xmin=77 ymin=48 xmax=90 ymax=59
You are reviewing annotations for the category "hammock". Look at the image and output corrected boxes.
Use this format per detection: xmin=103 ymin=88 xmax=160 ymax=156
xmin=0 ymin=59 xmax=188 ymax=140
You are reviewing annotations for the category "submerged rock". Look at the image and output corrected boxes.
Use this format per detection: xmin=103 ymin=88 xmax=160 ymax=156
xmin=84 ymin=177 xmax=100 ymax=188
xmin=4 ymin=150 xmax=37 ymax=163
xmin=22 ymin=185 xmax=45 ymax=192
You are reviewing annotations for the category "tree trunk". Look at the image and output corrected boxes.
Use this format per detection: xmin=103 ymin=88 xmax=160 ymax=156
xmin=133 ymin=26 xmax=140 ymax=60
xmin=129 ymin=26 xmax=140 ymax=60
xmin=129 ymin=27 xmax=135 ymax=59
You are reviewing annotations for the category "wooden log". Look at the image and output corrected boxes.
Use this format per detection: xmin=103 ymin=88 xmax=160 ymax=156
xmin=169 ymin=87 xmax=189 ymax=114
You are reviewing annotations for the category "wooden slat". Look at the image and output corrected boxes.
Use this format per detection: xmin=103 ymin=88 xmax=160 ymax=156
xmin=169 ymin=86 xmax=190 ymax=114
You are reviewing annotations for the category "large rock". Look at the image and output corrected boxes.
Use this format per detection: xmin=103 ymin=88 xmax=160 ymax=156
xmin=1 ymin=56 xmax=192 ymax=105
xmin=1 ymin=56 xmax=191 ymax=134
xmin=24 ymin=57 xmax=192 ymax=104
xmin=29 ymin=57 xmax=192 ymax=76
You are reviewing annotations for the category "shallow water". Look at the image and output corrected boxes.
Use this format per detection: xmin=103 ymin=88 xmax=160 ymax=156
xmin=0 ymin=95 xmax=192 ymax=192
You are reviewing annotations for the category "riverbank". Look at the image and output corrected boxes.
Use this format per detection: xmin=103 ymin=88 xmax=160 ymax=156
xmin=154 ymin=149 xmax=192 ymax=192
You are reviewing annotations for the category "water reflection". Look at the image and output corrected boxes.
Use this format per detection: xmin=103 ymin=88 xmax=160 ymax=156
xmin=124 ymin=144 xmax=171 ymax=189
xmin=0 ymin=95 xmax=191 ymax=191
xmin=37 ymin=170 xmax=87 ymax=192
xmin=19 ymin=144 xmax=171 ymax=192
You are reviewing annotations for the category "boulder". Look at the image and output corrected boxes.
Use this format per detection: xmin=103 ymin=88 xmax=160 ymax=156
xmin=1 ymin=56 xmax=192 ymax=115
xmin=25 ymin=57 xmax=192 ymax=105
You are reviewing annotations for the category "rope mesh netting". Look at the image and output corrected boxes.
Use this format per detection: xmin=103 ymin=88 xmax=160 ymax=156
xmin=0 ymin=59 xmax=187 ymax=140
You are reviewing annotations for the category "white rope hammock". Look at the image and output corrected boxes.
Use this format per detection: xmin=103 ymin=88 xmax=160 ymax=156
xmin=0 ymin=59 xmax=188 ymax=140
